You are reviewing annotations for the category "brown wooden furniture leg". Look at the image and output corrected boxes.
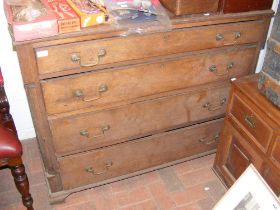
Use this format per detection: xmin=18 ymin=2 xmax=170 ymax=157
xmin=10 ymin=158 xmax=34 ymax=210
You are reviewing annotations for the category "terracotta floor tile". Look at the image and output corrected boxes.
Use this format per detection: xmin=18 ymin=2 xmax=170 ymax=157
xmin=174 ymin=204 xmax=201 ymax=210
xmin=1 ymin=203 xmax=26 ymax=210
xmin=27 ymin=157 xmax=44 ymax=174
xmin=137 ymin=172 xmax=161 ymax=187
xmin=72 ymin=202 xmax=98 ymax=210
xmin=116 ymin=186 xmax=152 ymax=207
xmin=158 ymin=167 xmax=185 ymax=192
xmin=0 ymin=172 xmax=15 ymax=193
xmin=110 ymin=179 xmax=131 ymax=194
xmin=148 ymin=180 xmax=169 ymax=196
xmin=179 ymin=167 xmax=217 ymax=188
xmin=31 ymin=183 xmax=54 ymax=210
xmin=203 ymin=180 xmax=226 ymax=203
xmin=189 ymin=155 xmax=215 ymax=170
xmin=119 ymin=199 xmax=158 ymax=210
xmin=28 ymin=170 xmax=45 ymax=186
xmin=173 ymin=161 xmax=194 ymax=176
xmin=87 ymin=194 xmax=118 ymax=210
xmin=152 ymin=193 xmax=176 ymax=210
xmin=197 ymin=197 xmax=215 ymax=210
xmin=0 ymin=190 xmax=22 ymax=208
xmin=171 ymin=184 xmax=208 ymax=206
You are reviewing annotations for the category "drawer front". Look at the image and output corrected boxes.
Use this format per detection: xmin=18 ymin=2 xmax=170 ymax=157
xmin=213 ymin=119 xmax=264 ymax=187
xmin=36 ymin=20 xmax=266 ymax=75
xmin=42 ymin=46 xmax=256 ymax=114
xmin=58 ymin=118 xmax=223 ymax=190
xmin=270 ymin=135 xmax=280 ymax=170
xmin=229 ymin=93 xmax=273 ymax=153
xmin=50 ymin=84 xmax=230 ymax=155
xmin=160 ymin=0 xmax=220 ymax=15
xmin=223 ymin=0 xmax=273 ymax=13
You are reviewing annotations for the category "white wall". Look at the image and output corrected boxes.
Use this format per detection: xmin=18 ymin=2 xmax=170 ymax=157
xmin=0 ymin=2 xmax=35 ymax=140
xmin=0 ymin=0 xmax=279 ymax=140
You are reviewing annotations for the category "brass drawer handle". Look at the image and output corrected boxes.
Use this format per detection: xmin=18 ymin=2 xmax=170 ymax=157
xmin=70 ymin=48 xmax=106 ymax=67
xmin=80 ymin=125 xmax=111 ymax=139
xmin=74 ymin=84 xmax=108 ymax=102
xmin=85 ymin=161 xmax=113 ymax=175
xmin=203 ymin=97 xmax=227 ymax=111
xmin=216 ymin=33 xmax=224 ymax=41
xmin=235 ymin=32 xmax=242 ymax=39
xmin=199 ymin=133 xmax=220 ymax=145
xmin=209 ymin=62 xmax=234 ymax=76
xmin=244 ymin=114 xmax=256 ymax=129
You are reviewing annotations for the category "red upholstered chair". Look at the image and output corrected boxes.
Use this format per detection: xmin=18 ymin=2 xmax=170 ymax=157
xmin=0 ymin=69 xmax=34 ymax=210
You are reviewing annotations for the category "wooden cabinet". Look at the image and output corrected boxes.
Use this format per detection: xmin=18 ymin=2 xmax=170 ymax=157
xmin=160 ymin=0 xmax=220 ymax=15
xmin=159 ymin=0 xmax=273 ymax=15
xmin=14 ymin=11 xmax=272 ymax=202
xmin=213 ymin=75 xmax=280 ymax=196
xmin=223 ymin=0 xmax=273 ymax=13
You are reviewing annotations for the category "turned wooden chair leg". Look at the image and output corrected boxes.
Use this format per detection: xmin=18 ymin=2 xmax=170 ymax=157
xmin=10 ymin=163 xmax=34 ymax=210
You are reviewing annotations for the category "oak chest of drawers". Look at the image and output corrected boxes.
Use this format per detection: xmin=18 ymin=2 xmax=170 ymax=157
xmin=14 ymin=11 xmax=272 ymax=202
xmin=213 ymin=75 xmax=280 ymax=196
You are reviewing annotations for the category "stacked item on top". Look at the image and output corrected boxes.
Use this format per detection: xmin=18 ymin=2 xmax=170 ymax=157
xmin=258 ymin=3 xmax=280 ymax=108
xmin=66 ymin=0 xmax=107 ymax=28
xmin=104 ymin=0 xmax=171 ymax=35
xmin=4 ymin=0 xmax=58 ymax=41
xmin=159 ymin=0 xmax=273 ymax=16
xmin=46 ymin=0 xmax=80 ymax=33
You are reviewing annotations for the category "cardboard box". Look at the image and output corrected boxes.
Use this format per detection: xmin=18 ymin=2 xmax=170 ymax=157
xmin=66 ymin=0 xmax=106 ymax=28
xmin=46 ymin=0 xmax=80 ymax=33
xmin=4 ymin=0 xmax=58 ymax=42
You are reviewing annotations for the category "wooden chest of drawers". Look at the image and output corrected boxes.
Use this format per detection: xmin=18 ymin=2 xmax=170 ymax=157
xmin=14 ymin=11 xmax=272 ymax=202
xmin=159 ymin=0 xmax=273 ymax=15
xmin=213 ymin=75 xmax=280 ymax=196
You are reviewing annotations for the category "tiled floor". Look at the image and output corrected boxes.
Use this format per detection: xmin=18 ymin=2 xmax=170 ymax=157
xmin=0 ymin=139 xmax=226 ymax=210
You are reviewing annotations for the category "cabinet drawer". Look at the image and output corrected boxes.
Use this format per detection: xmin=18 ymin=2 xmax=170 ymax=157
xmin=36 ymin=20 xmax=266 ymax=75
xmin=160 ymin=0 xmax=220 ymax=15
xmin=229 ymin=93 xmax=273 ymax=153
xmin=270 ymin=136 xmax=280 ymax=170
xmin=213 ymin=119 xmax=264 ymax=187
xmin=42 ymin=46 xmax=256 ymax=115
xmin=58 ymin=118 xmax=223 ymax=190
xmin=223 ymin=0 xmax=273 ymax=13
xmin=50 ymin=84 xmax=229 ymax=155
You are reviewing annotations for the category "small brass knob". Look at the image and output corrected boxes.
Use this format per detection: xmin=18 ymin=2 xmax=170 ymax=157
xmin=75 ymin=89 xmax=84 ymax=97
xmin=102 ymin=125 xmax=111 ymax=133
xmin=85 ymin=167 xmax=94 ymax=173
xmin=98 ymin=48 xmax=106 ymax=57
xmin=71 ymin=53 xmax=81 ymax=62
xmin=209 ymin=65 xmax=217 ymax=72
xmin=99 ymin=84 xmax=108 ymax=93
xmin=220 ymin=97 xmax=227 ymax=105
xmin=106 ymin=161 xmax=113 ymax=167
xmin=203 ymin=102 xmax=210 ymax=109
xmin=227 ymin=62 xmax=234 ymax=69
xmin=80 ymin=129 xmax=89 ymax=138
xmin=216 ymin=34 xmax=224 ymax=41
xmin=235 ymin=32 xmax=241 ymax=39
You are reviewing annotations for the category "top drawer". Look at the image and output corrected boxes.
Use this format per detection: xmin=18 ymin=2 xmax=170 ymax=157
xmin=229 ymin=93 xmax=273 ymax=153
xmin=35 ymin=20 xmax=267 ymax=75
